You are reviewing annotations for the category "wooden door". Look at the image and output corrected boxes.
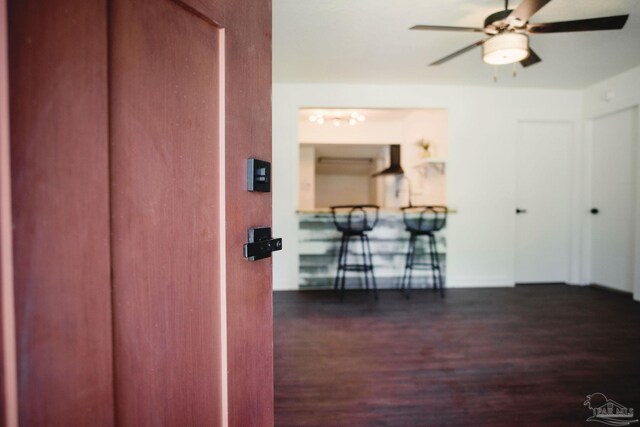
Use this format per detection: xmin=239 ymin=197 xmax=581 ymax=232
xmin=8 ymin=0 xmax=114 ymax=425
xmin=590 ymin=108 xmax=637 ymax=292
xmin=0 ymin=0 xmax=18 ymax=425
xmin=4 ymin=0 xmax=272 ymax=424
xmin=219 ymin=0 xmax=273 ymax=425
xmin=515 ymin=121 xmax=573 ymax=283
xmin=110 ymin=0 xmax=223 ymax=424
xmin=110 ymin=0 xmax=272 ymax=426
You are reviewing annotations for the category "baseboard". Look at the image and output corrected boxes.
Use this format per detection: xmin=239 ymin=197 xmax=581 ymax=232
xmin=588 ymin=283 xmax=633 ymax=295
xmin=515 ymin=282 xmax=567 ymax=286
xmin=446 ymin=276 xmax=514 ymax=288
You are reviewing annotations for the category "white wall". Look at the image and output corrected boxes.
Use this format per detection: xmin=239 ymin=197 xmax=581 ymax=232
xmin=298 ymin=145 xmax=315 ymax=211
xmin=273 ymin=82 xmax=583 ymax=290
xmin=400 ymin=110 xmax=448 ymax=207
xmin=299 ymin=120 xmax=403 ymax=144
xmin=582 ymin=65 xmax=640 ymax=302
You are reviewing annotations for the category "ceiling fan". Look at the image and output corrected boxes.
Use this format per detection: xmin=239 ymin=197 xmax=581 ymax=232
xmin=411 ymin=0 xmax=629 ymax=67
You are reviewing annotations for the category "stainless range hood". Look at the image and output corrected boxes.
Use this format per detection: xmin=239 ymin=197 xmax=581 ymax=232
xmin=372 ymin=144 xmax=404 ymax=176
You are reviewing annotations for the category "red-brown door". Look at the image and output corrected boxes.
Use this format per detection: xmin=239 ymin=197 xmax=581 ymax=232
xmin=8 ymin=0 xmax=114 ymax=425
xmin=109 ymin=0 xmax=225 ymax=424
xmin=218 ymin=0 xmax=274 ymax=425
xmin=111 ymin=0 xmax=273 ymax=425
xmin=3 ymin=0 xmax=272 ymax=425
xmin=0 ymin=0 xmax=18 ymax=425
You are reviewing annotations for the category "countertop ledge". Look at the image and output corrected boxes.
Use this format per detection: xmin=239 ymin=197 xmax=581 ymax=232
xmin=297 ymin=208 xmax=457 ymax=214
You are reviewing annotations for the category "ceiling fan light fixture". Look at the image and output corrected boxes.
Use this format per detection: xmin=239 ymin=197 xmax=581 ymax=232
xmin=482 ymin=33 xmax=529 ymax=65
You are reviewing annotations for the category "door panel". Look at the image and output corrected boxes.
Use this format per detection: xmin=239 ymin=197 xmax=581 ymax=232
xmin=110 ymin=0 xmax=222 ymax=424
xmin=8 ymin=0 xmax=114 ymax=425
xmin=5 ymin=0 xmax=272 ymax=422
xmin=515 ymin=121 xmax=573 ymax=283
xmin=591 ymin=108 xmax=637 ymax=292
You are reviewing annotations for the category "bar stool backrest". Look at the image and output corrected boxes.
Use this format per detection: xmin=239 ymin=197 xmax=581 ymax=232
xmin=330 ymin=205 xmax=380 ymax=233
xmin=401 ymin=205 xmax=447 ymax=233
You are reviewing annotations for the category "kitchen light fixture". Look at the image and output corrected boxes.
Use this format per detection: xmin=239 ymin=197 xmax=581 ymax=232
xmin=309 ymin=111 xmax=366 ymax=126
xmin=482 ymin=33 xmax=529 ymax=65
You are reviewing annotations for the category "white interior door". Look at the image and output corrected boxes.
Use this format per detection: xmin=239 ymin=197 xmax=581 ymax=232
xmin=590 ymin=107 xmax=637 ymax=292
xmin=515 ymin=121 xmax=573 ymax=283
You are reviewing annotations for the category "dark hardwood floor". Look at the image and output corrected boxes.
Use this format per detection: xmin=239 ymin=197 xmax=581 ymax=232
xmin=274 ymin=285 xmax=640 ymax=427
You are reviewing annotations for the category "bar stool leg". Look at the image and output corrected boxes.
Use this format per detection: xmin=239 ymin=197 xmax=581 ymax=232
xmin=401 ymin=235 xmax=412 ymax=291
xmin=426 ymin=233 xmax=437 ymax=290
xmin=340 ymin=235 xmax=350 ymax=300
xmin=405 ymin=234 xmax=414 ymax=294
xmin=404 ymin=234 xmax=417 ymax=298
xmin=410 ymin=235 xmax=419 ymax=292
xmin=359 ymin=235 xmax=370 ymax=291
xmin=431 ymin=234 xmax=445 ymax=297
xmin=334 ymin=234 xmax=347 ymax=292
xmin=363 ymin=234 xmax=378 ymax=300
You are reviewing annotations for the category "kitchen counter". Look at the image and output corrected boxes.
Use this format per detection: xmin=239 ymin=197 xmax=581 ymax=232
xmin=297 ymin=208 xmax=458 ymax=214
xmin=298 ymin=211 xmax=447 ymax=289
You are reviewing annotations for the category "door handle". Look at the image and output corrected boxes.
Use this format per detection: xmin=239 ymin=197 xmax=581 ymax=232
xmin=243 ymin=227 xmax=282 ymax=261
xmin=516 ymin=208 xmax=527 ymax=214
xmin=590 ymin=208 xmax=599 ymax=215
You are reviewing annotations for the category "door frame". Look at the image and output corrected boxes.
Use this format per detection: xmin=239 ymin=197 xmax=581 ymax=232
xmin=582 ymin=106 xmax=640 ymax=301
xmin=0 ymin=0 xmax=18 ymax=424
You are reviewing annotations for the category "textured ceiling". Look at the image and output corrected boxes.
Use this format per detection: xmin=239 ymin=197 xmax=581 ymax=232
xmin=273 ymin=0 xmax=640 ymax=88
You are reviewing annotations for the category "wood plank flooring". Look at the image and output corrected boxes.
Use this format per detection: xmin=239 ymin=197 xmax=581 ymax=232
xmin=274 ymin=285 xmax=640 ymax=427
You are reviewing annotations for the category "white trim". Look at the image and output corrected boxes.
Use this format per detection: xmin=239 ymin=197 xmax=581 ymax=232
xmin=581 ymin=119 xmax=594 ymax=286
xmin=446 ymin=282 xmax=514 ymax=288
xmin=570 ymin=118 xmax=586 ymax=285
xmin=633 ymin=106 xmax=640 ymax=302
xmin=446 ymin=275 xmax=514 ymax=287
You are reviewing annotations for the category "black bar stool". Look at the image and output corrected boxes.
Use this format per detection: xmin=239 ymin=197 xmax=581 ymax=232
xmin=400 ymin=206 xmax=447 ymax=297
xmin=330 ymin=205 xmax=379 ymax=300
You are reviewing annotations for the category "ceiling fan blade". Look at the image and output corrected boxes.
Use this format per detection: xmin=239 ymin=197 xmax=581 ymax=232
xmin=429 ymin=39 xmax=487 ymax=66
xmin=527 ymin=15 xmax=629 ymax=33
xmin=410 ymin=25 xmax=485 ymax=33
xmin=520 ymin=48 xmax=541 ymax=67
xmin=509 ymin=0 xmax=552 ymax=23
